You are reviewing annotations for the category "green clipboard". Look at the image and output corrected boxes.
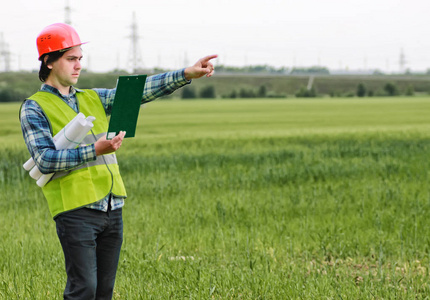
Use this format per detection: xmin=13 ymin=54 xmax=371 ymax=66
xmin=107 ymin=75 xmax=147 ymax=139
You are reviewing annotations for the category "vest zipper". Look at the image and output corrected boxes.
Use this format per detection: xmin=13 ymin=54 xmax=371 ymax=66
xmin=91 ymin=129 xmax=115 ymax=210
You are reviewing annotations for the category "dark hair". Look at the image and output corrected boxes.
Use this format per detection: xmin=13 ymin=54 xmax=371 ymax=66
xmin=38 ymin=51 xmax=66 ymax=82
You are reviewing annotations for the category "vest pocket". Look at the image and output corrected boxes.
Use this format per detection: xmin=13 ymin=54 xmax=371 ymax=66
xmin=59 ymin=169 xmax=99 ymax=211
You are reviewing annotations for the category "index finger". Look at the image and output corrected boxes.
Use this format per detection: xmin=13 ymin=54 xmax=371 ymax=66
xmin=112 ymin=131 xmax=126 ymax=141
xmin=118 ymin=131 xmax=126 ymax=139
xmin=200 ymin=54 xmax=218 ymax=63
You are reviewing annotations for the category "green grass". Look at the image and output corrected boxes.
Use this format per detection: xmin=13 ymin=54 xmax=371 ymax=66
xmin=1 ymin=97 xmax=430 ymax=299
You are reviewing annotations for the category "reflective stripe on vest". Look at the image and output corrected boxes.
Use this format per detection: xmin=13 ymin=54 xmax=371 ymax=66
xmin=27 ymin=89 xmax=127 ymax=218
xmin=51 ymin=154 xmax=118 ymax=180
xmin=51 ymin=132 xmax=117 ymax=180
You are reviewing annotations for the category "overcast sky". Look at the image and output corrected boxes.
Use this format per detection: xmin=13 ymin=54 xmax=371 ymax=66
xmin=1 ymin=0 xmax=430 ymax=73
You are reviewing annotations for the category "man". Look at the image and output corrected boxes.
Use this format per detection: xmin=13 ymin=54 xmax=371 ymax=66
xmin=20 ymin=22 xmax=216 ymax=300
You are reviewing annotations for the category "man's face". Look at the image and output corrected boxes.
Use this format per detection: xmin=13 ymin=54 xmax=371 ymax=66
xmin=47 ymin=47 xmax=83 ymax=88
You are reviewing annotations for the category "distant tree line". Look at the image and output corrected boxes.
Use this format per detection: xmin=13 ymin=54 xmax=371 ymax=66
xmin=0 ymin=81 xmax=422 ymax=102
xmin=214 ymin=65 xmax=330 ymax=75
xmin=214 ymin=65 xmax=289 ymax=75
xmin=182 ymin=86 xmax=217 ymax=99
xmin=0 ymin=88 xmax=27 ymax=102
xmin=295 ymin=86 xmax=317 ymax=98
xmin=181 ymin=84 xmax=288 ymax=99
xmin=294 ymin=82 xmax=416 ymax=98
xmin=354 ymin=82 xmax=414 ymax=97
xmin=290 ymin=67 xmax=330 ymax=75
xmin=180 ymin=81 xmax=419 ymax=99
xmin=122 ymin=65 xmax=430 ymax=76
xmin=215 ymin=65 xmax=430 ymax=76
xmin=0 ymin=71 xmax=427 ymax=102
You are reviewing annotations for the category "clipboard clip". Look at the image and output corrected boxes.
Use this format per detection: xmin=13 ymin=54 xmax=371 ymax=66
xmin=107 ymin=131 xmax=126 ymax=140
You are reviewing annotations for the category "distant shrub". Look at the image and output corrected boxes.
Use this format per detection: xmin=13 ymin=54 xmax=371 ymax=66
xmin=384 ymin=82 xmax=399 ymax=96
xmin=221 ymin=90 xmax=238 ymax=99
xmin=295 ymin=86 xmax=317 ymax=98
xmin=356 ymin=83 xmax=366 ymax=97
xmin=199 ymin=85 xmax=216 ymax=98
xmin=181 ymin=86 xmax=197 ymax=99
xmin=257 ymin=85 xmax=267 ymax=97
xmin=405 ymin=85 xmax=415 ymax=96
xmin=239 ymin=88 xmax=256 ymax=98
xmin=223 ymin=86 xmax=284 ymax=99
xmin=375 ymin=90 xmax=387 ymax=96
xmin=0 ymin=88 xmax=26 ymax=102
xmin=266 ymin=91 xmax=287 ymax=98
xmin=329 ymin=91 xmax=341 ymax=98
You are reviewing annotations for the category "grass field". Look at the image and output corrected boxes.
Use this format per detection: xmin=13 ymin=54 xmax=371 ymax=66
xmin=0 ymin=97 xmax=429 ymax=299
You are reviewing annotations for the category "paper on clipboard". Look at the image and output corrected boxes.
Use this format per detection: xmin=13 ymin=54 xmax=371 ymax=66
xmin=107 ymin=75 xmax=147 ymax=139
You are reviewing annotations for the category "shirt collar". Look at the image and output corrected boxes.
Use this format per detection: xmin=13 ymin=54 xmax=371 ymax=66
xmin=40 ymin=84 xmax=84 ymax=97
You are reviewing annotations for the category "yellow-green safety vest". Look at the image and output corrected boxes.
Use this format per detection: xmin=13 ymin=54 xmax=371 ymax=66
xmin=26 ymin=89 xmax=127 ymax=218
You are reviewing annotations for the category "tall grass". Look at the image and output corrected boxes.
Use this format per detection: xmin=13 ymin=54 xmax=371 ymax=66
xmin=0 ymin=98 xmax=429 ymax=298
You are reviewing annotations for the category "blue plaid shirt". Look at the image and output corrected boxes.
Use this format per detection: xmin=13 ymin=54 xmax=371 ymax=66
xmin=20 ymin=69 xmax=190 ymax=212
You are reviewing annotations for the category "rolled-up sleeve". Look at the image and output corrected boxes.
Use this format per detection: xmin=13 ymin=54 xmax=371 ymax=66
xmin=141 ymin=68 xmax=190 ymax=103
xmin=93 ymin=69 xmax=191 ymax=116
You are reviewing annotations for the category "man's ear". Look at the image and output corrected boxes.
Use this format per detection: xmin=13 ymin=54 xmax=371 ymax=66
xmin=44 ymin=55 xmax=52 ymax=69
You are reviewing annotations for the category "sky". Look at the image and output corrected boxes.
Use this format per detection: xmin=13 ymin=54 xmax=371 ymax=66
xmin=1 ymin=0 xmax=430 ymax=73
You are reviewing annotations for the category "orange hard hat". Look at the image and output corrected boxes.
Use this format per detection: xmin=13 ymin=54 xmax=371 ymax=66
xmin=36 ymin=23 xmax=87 ymax=60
